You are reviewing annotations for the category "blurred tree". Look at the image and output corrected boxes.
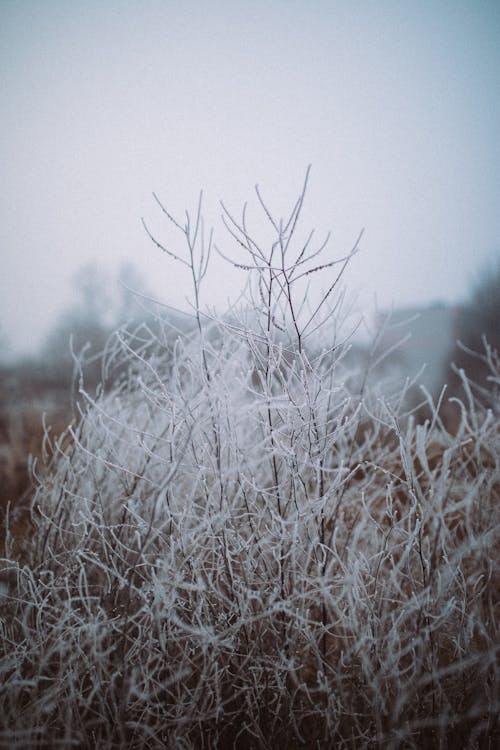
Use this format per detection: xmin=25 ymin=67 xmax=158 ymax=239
xmin=41 ymin=262 xmax=112 ymax=387
xmin=116 ymin=262 xmax=150 ymax=322
xmin=446 ymin=259 xmax=500 ymax=405
xmin=0 ymin=324 xmax=11 ymax=363
xmin=41 ymin=261 xmax=156 ymax=388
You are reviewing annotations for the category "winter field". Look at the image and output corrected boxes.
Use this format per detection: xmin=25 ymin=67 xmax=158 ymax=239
xmin=1 ymin=178 xmax=499 ymax=749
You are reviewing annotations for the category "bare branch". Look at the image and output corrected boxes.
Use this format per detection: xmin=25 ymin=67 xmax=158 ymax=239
xmin=152 ymin=192 xmax=184 ymax=232
xmin=141 ymin=217 xmax=190 ymax=267
xmin=302 ymin=228 xmax=364 ymax=335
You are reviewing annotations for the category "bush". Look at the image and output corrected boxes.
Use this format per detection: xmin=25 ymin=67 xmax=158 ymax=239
xmin=1 ymin=174 xmax=499 ymax=748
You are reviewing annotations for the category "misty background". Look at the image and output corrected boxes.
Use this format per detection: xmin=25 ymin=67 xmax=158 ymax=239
xmin=1 ymin=0 xmax=499 ymax=361
xmin=1 ymin=6 xmax=500 ymax=742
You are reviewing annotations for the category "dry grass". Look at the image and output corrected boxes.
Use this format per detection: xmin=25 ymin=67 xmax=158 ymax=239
xmin=1 ymin=179 xmax=498 ymax=748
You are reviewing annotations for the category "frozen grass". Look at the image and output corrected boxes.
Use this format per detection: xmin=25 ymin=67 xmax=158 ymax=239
xmin=1 ymin=176 xmax=499 ymax=748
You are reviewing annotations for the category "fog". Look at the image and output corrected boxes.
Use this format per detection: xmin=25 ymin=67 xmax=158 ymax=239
xmin=2 ymin=0 xmax=499 ymax=358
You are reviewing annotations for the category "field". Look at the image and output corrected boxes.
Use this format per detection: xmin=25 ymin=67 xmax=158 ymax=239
xmin=1 ymin=184 xmax=498 ymax=748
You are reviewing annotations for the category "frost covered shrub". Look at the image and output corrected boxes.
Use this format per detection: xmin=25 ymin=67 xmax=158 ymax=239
xmin=1 ymin=173 xmax=499 ymax=749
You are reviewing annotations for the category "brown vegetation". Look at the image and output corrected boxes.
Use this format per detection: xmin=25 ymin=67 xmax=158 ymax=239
xmin=1 ymin=182 xmax=498 ymax=748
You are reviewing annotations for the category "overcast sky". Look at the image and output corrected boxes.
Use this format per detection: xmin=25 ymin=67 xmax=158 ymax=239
xmin=2 ymin=0 xmax=499 ymax=357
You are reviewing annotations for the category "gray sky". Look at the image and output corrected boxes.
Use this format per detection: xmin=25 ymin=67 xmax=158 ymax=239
xmin=2 ymin=0 xmax=499 ymax=357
